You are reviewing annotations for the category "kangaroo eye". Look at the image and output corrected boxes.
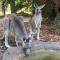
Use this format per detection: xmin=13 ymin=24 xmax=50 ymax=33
xmin=37 ymin=9 xmax=38 ymax=11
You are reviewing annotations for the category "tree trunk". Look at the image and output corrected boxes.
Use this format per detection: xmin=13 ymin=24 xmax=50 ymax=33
xmin=10 ymin=0 xmax=16 ymax=13
xmin=2 ymin=2 xmax=5 ymax=16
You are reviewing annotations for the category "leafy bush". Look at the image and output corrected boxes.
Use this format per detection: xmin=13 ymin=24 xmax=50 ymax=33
xmin=54 ymin=13 xmax=60 ymax=33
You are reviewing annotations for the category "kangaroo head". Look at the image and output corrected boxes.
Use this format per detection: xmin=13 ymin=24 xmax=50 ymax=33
xmin=34 ymin=4 xmax=45 ymax=14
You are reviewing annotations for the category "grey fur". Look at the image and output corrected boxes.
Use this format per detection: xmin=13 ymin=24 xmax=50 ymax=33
xmin=3 ymin=13 xmax=28 ymax=47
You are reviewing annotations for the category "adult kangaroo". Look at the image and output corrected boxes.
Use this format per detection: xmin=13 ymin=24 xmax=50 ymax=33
xmin=3 ymin=14 xmax=28 ymax=48
xmin=29 ymin=4 xmax=45 ymax=40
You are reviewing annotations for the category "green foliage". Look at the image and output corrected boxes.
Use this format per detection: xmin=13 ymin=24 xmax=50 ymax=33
xmin=47 ymin=13 xmax=60 ymax=34
xmin=12 ymin=0 xmax=32 ymax=12
xmin=0 ymin=0 xmax=57 ymax=17
xmin=54 ymin=13 xmax=60 ymax=33
xmin=0 ymin=0 xmax=33 ymax=14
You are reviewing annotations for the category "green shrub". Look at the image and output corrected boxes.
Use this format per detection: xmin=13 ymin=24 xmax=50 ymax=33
xmin=54 ymin=13 xmax=60 ymax=33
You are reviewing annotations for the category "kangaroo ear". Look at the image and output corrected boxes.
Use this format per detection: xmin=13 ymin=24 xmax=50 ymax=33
xmin=34 ymin=3 xmax=38 ymax=8
xmin=39 ymin=4 xmax=45 ymax=9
